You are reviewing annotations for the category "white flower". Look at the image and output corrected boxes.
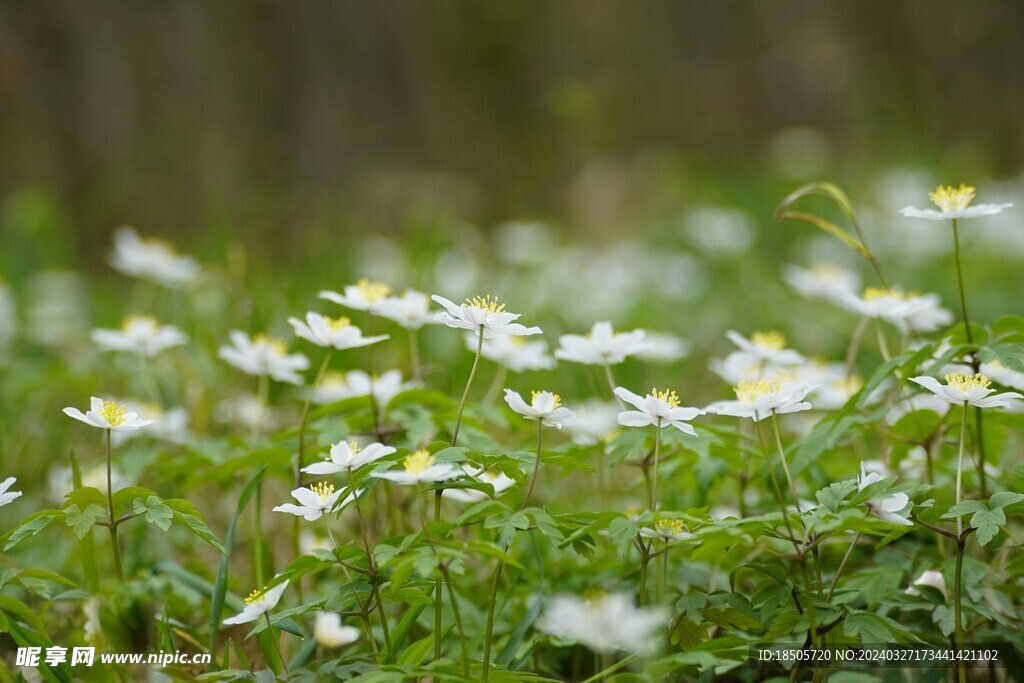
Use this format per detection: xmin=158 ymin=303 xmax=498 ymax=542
xmin=91 ymin=315 xmax=188 ymax=357
xmin=48 ymin=464 xmax=128 ymax=501
xmin=538 ymin=592 xmax=667 ymax=654
xmin=503 ymin=389 xmax=577 ymax=429
xmin=314 ymin=612 xmax=361 ymax=648
xmin=222 ymin=579 xmax=289 ymax=625
xmin=374 ymin=449 xmax=462 ymax=485
xmin=566 ymin=400 xmax=620 ymax=445
xmin=783 ymin=263 xmax=860 ymax=303
xmin=704 ymin=380 xmax=817 ymax=422
xmin=633 ymin=332 xmax=689 ymax=363
xmin=471 ymin=333 xmax=555 ymax=372
xmin=319 ymin=278 xmax=393 ymax=312
xmin=64 ymin=397 xmax=154 ymax=432
xmin=709 ymin=351 xmax=792 ymax=385
xmin=886 ymin=392 xmax=950 ymax=425
xmin=899 ymin=184 xmax=1011 ymax=221
xmin=108 ymin=227 xmax=200 ymax=289
xmin=840 ymin=288 xmax=953 ymax=333
xmin=790 ymin=361 xmax=869 ymax=411
xmin=215 ymin=393 xmax=279 ymax=432
xmin=0 ymin=477 xmax=22 ymax=508
xmin=442 ymin=466 xmax=517 ymax=503
xmin=858 ymin=465 xmax=912 ymax=526
xmin=554 ymin=321 xmax=652 ymax=366
xmin=432 ymin=294 xmax=541 ymax=338
xmin=302 ymin=440 xmax=396 ymax=475
xmin=311 ymin=369 xmax=418 ymax=408
xmin=613 ymin=387 xmax=704 ymax=435
xmin=111 ymin=401 xmax=190 ymax=445
xmin=289 ymin=312 xmax=389 ymax=350
xmin=981 ymin=360 xmax=1024 ymax=391
xmin=218 ymin=331 xmax=310 ymax=385
xmin=638 ymin=519 xmax=691 ymax=542
xmin=725 ymin=331 xmax=804 ymax=367
xmin=906 ymin=570 xmax=948 ymax=599
xmin=375 ymin=289 xmax=437 ymax=329
xmin=909 ymin=373 xmax=1023 ymax=409
xmin=272 ymin=482 xmax=345 ymax=521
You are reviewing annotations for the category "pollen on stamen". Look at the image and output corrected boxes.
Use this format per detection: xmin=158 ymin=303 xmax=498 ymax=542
xmin=100 ymin=401 xmax=127 ymax=427
xmin=734 ymin=379 xmax=780 ymax=404
xmin=466 ymin=295 xmax=506 ymax=314
xmin=326 ymin=316 xmax=351 ymax=332
xmin=751 ymin=331 xmax=786 ymax=350
xmin=650 ymin=388 xmax=680 ymax=408
xmin=929 ymin=184 xmax=976 ymax=213
xmin=245 ymin=586 xmax=269 ymax=605
xmin=654 ymin=519 xmax=685 ymax=536
xmin=403 ymin=449 xmax=436 ymax=474
xmin=310 ymin=481 xmax=335 ymax=502
xmin=122 ymin=314 xmax=158 ymax=330
xmin=254 ymin=334 xmax=289 ymax=356
xmin=863 ymin=287 xmax=914 ymax=302
xmin=356 ymin=278 xmax=392 ymax=303
xmin=945 ymin=372 xmax=991 ymax=393
xmin=532 ymin=390 xmax=562 ymax=408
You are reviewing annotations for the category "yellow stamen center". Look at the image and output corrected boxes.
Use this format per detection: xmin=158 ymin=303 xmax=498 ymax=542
xmin=123 ymin=314 xmax=158 ymax=330
xmin=403 ymin=449 xmax=436 ymax=475
xmin=356 ymin=278 xmax=392 ymax=303
xmin=532 ymin=391 xmax=562 ymax=408
xmin=836 ymin=376 xmax=863 ymax=394
xmin=751 ymin=331 xmax=785 ymax=350
xmin=655 ymin=519 xmax=685 ymax=536
xmin=863 ymin=287 xmax=916 ymax=301
xmin=929 ymin=184 xmax=976 ymax=212
xmin=735 ymin=379 xmax=780 ymax=404
xmin=310 ymin=481 xmax=335 ymax=504
xmin=348 ymin=440 xmax=361 ymax=453
xmin=100 ymin=401 xmax=127 ymax=427
xmin=650 ymin=388 xmax=680 ymax=408
xmin=254 ymin=334 xmax=288 ymax=356
xmin=945 ymin=372 xmax=991 ymax=393
xmin=466 ymin=295 xmax=506 ymax=314
xmin=326 ymin=316 xmax=351 ymax=332
xmin=245 ymin=586 xmax=269 ymax=605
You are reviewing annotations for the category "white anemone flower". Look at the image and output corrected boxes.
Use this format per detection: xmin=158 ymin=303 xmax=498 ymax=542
xmin=319 ymin=278 xmax=393 ymax=312
xmin=64 ymin=397 xmax=154 ymax=432
xmin=783 ymin=263 xmax=861 ymax=303
xmin=432 ymin=294 xmax=541 ymax=338
xmin=909 ymin=373 xmax=1023 ymax=409
xmin=222 ymin=579 xmax=289 ymax=625
xmin=613 ymin=387 xmax=704 ymax=435
xmin=554 ymin=321 xmax=652 ymax=366
xmin=709 ymin=351 xmax=792 ymax=385
xmin=980 ymin=360 xmax=1024 ymax=391
xmin=91 ymin=315 xmax=188 ymax=357
xmin=503 ymin=389 xmax=577 ymax=428
xmin=538 ymin=592 xmax=667 ymax=654
xmin=218 ymin=331 xmax=310 ymax=385
xmin=108 ymin=227 xmax=200 ymax=289
xmin=375 ymin=289 xmax=437 ymax=329
xmin=899 ymin=184 xmax=1011 ymax=221
xmin=840 ymin=288 xmax=953 ymax=333
xmin=858 ymin=465 xmax=912 ymax=526
xmin=272 ymin=482 xmax=345 ymax=521
xmin=906 ymin=570 xmax=948 ymax=599
xmin=566 ymin=400 xmax=620 ymax=445
xmin=638 ymin=519 xmax=691 ymax=542
xmin=311 ymin=369 xmax=418 ymax=408
xmin=725 ymin=330 xmax=804 ymax=367
xmin=633 ymin=332 xmax=689 ymax=363
xmin=442 ymin=466 xmax=517 ymax=503
xmin=704 ymin=380 xmax=817 ymax=422
xmin=302 ymin=440 xmax=396 ymax=475
xmin=374 ymin=449 xmax=462 ymax=485
xmin=471 ymin=333 xmax=555 ymax=372
xmin=111 ymin=401 xmax=190 ymax=446
xmin=289 ymin=312 xmax=389 ymax=350
xmin=314 ymin=612 xmax=361 ymax=648
xmin=0 ymin=477 xmax=22 ymax=508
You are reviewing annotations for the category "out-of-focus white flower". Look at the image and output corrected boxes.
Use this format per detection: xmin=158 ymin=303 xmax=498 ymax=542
xmin=709 ymin=506 xmax=740 ymax=521
xmin=299 ymin=530 xmax=330 ymax=556
xmin=108 ymin=227 xmax=200 ymax=289
xmin=64 ymin=397 xmax=154 ymax=432
xmin=783 ymin=264 xmax=860 ymax=303
xmin=705 ymin=380 xmax=817 ymax=422
xmin=375 ymin=289 xmax=437 ymax=329
xmin=311 ymin=369 xmax=418 ymax=408
xmin=432 ymin=295 xmax=541 ymax=338
xmin=633 ymin=332 xmax=689 ymax=363
xmin=289 ymin=312 xmax=388 ymax=351
xmin=840 ymin=288 xmax=953 ymax=333
xmin=682 ymin=205 xmax=755 ymax=255
xmin=638 ymin=518 xmax=691 ymax=542
xmin=886 ymin=393 xmax=951 ymax=425
xmin=223 ymin=579 xmax=289 ymax=625
xmin=709 ymin=351 xmax=791 ymax=385
xmin=302 ymin=440 xmax=396 ymax=475
xmin=981 ymin=360 xmax=1024 ymax=391
xmin=91 ymin=315 xmax=188 ymax=357
xmin=566 ymin=400 xmax=620 ymax=445
xmin=26 ymin=271 xmax=88 ymax=350
xmin=374 ymin=449 xmax=462 ymax=485
xmin=910 ymin=373 xmax=1023 ymax=409
xmin=791 ymin=361 xmax=869 ymax=410
xmin=538 ymin=592 xmax=667 ymax=654
xmin=858 ymin=465 xmax=912 ymax=526
xmin=319 ymin=278 xmax=393 ymax=312
xmin=555 ymin=321 xmax=651 ymax=366
xmin=48 ymin=464 xmax=128 ymax=502
xmin=110 ymin=402 xmax=190 ymax=446
xmin=215 ymin=393 xmax=279 ymax=432
xmin=906 ymin=570 xmax=948 ymax=599
xmin=0 ymin=477 xmax=22 ymax=507
xmin=84 ymin=596 xmax=103 ymax=646
xmin=472 ymin=333 xmax=555 ymax=372
xmin=314 ymin=612 xmax=361 ymax=648
xmin=899 ymin=184 xmax=1011 ymax=221
xmin=443 ymin=466 xmax=517 ymax=503
xmin=614 ymin=387 xmax=704 ymax=435
xmin=0 ymin=281 xmax=17 ymax=351
xmin=504 ymin=389 xmax=577 ymax=429
xmin=726 ymin=331 xmax=804 ymax=367
xmin=272 ymin=482 xmax=344 ymax=521
xmin=494 ymin=221 xmax=557 ymax=266
xmin=218 ymin=331 xmax=310 ymax=385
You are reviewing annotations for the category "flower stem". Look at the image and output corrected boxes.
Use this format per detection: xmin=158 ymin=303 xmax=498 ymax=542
xmin=771 ymin=411 xmax=801 ymax=513
xmin=481 ymin=558 xmax=505 ymax=682
xmin=264 ymin=613 xmax=291 ymax=681
xmin=451 ymin=327 xmax=484 ymax=446
xmin=348 ymin=472 xmax=392 ymax=663
xmin=951 ymin=218 xmax=973 ymax=345
xmin=482 ymin=365 xmax=508 ymax=406
xmin=603 ymin=363 xmax=623 ymax=407
xmin=828 ymin=533 xmax=860 ymax=601
xmin=651 ymin=421 xmax=662 ymax=511
xmin=297 ymin=350 xmax=334 ymax=487
xmin=321 ymin=515 xmax=337 ymax=549
xmin=953 ymin=402 xmax=967 ymax=683
xmin=105 ymin=431 xmax=124 ymax=582
xmin=974 ymin=406 xmax=988 ymax=498
xmin=434 ymin=489 xmax=444 ymax=661
xmin=521 ymin=419 xmax=544 ymax=510
xmin=579 ymin=653 xmax=639 ymax=683
xmin=409 ymin=327 xmax=422 ymax=381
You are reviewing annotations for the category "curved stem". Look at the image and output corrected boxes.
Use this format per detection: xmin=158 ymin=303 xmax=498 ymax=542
xmin=771 ymin=411 xmax=801 ymax=513
xmin=482 ymin=365 xmax=508 ymax=406
xmin=451 ymin=327 xmax=484 ymax=446
xmin=579 ymin=652 xmax=639 ymax=682
xmin=521 ymin=419 xmax=544 ymax=510
xmin=105 ymin=431 xmax=124 ymax=582
xmin=875 ymin=321 xmax=891 ymax=362
xmin=603 ymin=363 xmax=623 ymax=407
xmin=264 ymin=613 xmax=291 ymax=681
xmin=828 ymin=533 xmax=860 ymax=601
xmin=951 ymin=218 xmax=973 ymax=344
xmin=844 ymin=316 xmax=870 ymax=380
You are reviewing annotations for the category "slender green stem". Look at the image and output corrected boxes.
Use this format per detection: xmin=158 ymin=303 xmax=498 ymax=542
xmin=481 ymin=558 xmax=505 ymax=682
xmin=953 ymin=402 xmax=967 ymax=683
xmin=348 ymin=471 xmax=391 ymax=663
xmin=660 ymin=542 xmax=669 ymax=599
xmin=521 ymin=419 xmax=544 ymax=510
xmin=828 ymin=533 xmax=860 ymax=601
xmin=434 ymin=489 xmax=444 ymax=661
xmin=440 ymin=564 xmax=470 ymax=676
xmin=849 ymin=215 xmax=887 ymax=287
xmin=974 ymin=406 xmax=988 ymax=498
xmin=264 ymin=613 xmax=291 ymax=681
xmin=579 ymin=652 xmax=640 ymax=682
xmin=105 ymin=431 xmax=124 ymax=582
xmin=875 ymin=321 xmax=891 ymax=362
xmin=956 ymin=404 xmax=967 ymax=536
xmin=638 ymin=540 xmax=650 ymax=605
xmin=603 ymin=363 xmax=623 ymax=407
xmin=409 ymin=327 xmax=422 ymax=381
xmin=951 ymin=218 xmax=973 ymax=345
xmin=451 ymin=327 xmax=484 ymax=446
xmin=322 ymin=515 xmax=337 ymax=549
xmin=771 ymin=411 xmax=801 ymax=513
xmin=482 ymin=365 xmax=508 ymax=406
xmin=651 ymin=421 xmax=662 ymax=511
xmin=253 ymin=374 xmax=269 ymax=588
xmin=844 ymin=315 xmax=870 ymax=380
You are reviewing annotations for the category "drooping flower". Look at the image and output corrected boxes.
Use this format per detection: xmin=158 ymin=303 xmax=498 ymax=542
xmin=272 ymin=482 xmax=345 ymax=521
xmin=537 ymin=592 xmax=667 ymax=654
xmin=442 ymin=466 xmax=517 ymax=503
xmin=471 ymin=333 xmax=555 ymax=372
xmin=909 ymin=373 xmax=1023 ymax=409
xmin=613 ymin=387 xmax=704 ymax=435
xmin=64 ymin=397 xmax=154 ymax=432
xmin=432 ymin=294 xmax=541 ymax=338
xmin=302 ymin=440 xmax=396 ymax=475
xmin=311 ymin=369 xmax=418 ymax=408
xmin=906 ymin=570 xmax=948 ymax=599
xmin=218 ymin=331 xmax=310 ymax=385
xmin=108 ymin=227 xmax=200 ymax=289
xmin=222 ymin=579 xmax=289 ymax=625
xmin=554 ymin=321 xmax=652 ymax=366
xmin=319 ymin=278 xmax=393 ymax=312
xmin=289 ymin=312 xmax=389 ymax=350
xmin=374 ymin=449 xmax=462 ymax=485
xmin=0 ymin=477 xmax=22 ymax=508
xmin=783 ymin=263 xmax=861 ymax=304
xmin=858 ymin=465 xmax=912 ymax=526
xmin=375 ymin=289 xmax=438 ymax=329
xmin=899 ymin=184 xmax=1011 ymax=221
xmin=314 ymin=612 xmax=361 ymax=648
xmin=91 ymin=315 xmax=188 ymax=357
xmin=503 ymin=389 xmax=577 ymax=428
xmin=840 ymin=287 xmax=953 ymax=333
xmin=704 ymin=380 xmax=817 ymax=422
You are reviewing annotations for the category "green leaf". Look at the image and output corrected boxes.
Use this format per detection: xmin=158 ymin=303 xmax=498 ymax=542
xmin=775 ymin=182 xmax=871 ymax=259
xmin=941 ymin=501 xmax=989 ymax=519
xmin=979 ymin=342 xmax=1024 ymax=374
xmin=671 ymin=615 xmax=709 ymax=649
xmin=970 ymin=507 xmax=1006 ymax=546
xmin=3 ymin=510 xmax=64 ymax=551
xmin=133 ymin=495 xmax=173 ymax=531
xmin=164 ymin=499 xmax=226 ymax=553
xmin=63 ymin=504 xmax=106 ymax=540
xmin=702 ymin=606 xmax=759 ymax=631
xmin=990 ymin=492 xmax=1024 ymax=509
